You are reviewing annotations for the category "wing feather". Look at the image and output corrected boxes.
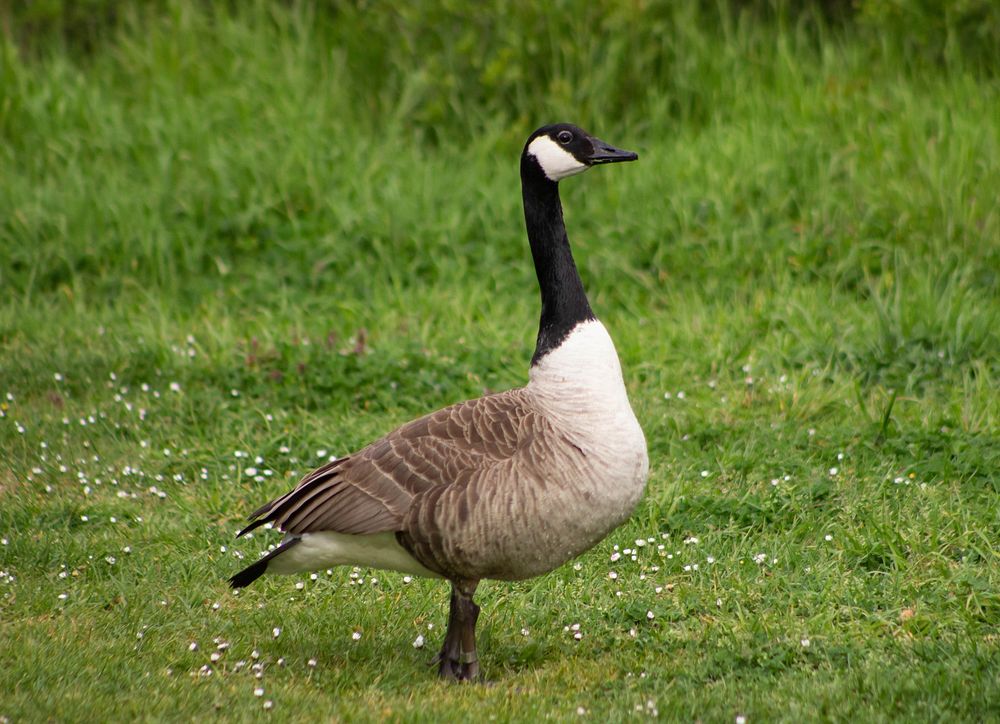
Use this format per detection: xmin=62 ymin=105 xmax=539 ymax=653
xmin=238 ymin=391 xmax=533 ymax=539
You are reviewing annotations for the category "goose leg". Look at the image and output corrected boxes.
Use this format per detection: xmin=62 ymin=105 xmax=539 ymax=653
xmin=435 ymin=580 xmax=481 ymax=681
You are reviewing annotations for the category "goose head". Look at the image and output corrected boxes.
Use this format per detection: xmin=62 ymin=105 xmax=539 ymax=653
xmin=522 ymin=123 xmax=638 ymax=182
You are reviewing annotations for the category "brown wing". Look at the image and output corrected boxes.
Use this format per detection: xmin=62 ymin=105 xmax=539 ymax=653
xmin=238 ymin=391 xmax=531 ymax=537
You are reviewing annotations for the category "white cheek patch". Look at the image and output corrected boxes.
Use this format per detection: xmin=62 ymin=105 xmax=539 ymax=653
xmin=527 ymin=136 xmax=588 ymax=181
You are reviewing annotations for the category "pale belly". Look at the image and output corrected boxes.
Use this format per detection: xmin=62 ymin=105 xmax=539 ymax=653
xmin=268 ymin=531 xmax=441 ymax=578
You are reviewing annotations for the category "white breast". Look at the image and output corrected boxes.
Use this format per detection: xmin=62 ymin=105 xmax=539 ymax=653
xmin=528 ymin=319 xmax=648 ymax=471
xmin=530 ymin=321 xmax=634 ymax=418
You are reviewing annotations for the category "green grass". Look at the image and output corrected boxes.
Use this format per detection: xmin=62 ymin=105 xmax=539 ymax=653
xmin=2 ymin=3 xmax=1000 ymax=721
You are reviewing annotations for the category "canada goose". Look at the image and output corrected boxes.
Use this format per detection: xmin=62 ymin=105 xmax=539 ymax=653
xmin=229 ymin=123 xmax=648 ymax=681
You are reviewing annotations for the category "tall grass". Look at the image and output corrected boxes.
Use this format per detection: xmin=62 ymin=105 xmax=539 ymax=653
xmin=3 ymin=3 xmax=997 ymax=300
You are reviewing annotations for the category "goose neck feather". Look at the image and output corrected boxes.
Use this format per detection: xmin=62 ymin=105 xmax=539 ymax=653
xmin=520 ymin=154 xmax=594 ymax=365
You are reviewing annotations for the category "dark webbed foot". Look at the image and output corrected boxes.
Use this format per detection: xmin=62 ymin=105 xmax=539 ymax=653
xmin=435 ymin=580 xmax=481 ymax=682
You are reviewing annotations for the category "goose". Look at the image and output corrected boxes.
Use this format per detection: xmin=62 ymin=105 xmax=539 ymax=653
xmin=228 ymin=123 xmax=649 ymax=681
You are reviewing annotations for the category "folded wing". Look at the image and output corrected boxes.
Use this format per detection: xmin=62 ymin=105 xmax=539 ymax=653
xmin=238 ymin=391 xmax=531 ymax=538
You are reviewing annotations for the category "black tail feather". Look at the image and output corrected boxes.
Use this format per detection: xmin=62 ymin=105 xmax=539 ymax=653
xmin=228 ymin=537 xmax=302 ymax=589
xmin=235 ymin=518 xmax=269 ymax=539
xmin=236 ymin=459 xmax=347 ymax=538
xmin=228 ymin=558 xmax=270 ymax=588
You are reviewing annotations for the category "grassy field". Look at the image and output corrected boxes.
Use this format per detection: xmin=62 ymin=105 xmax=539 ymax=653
xmin=2 ymin=3 xmax=999 ymax=721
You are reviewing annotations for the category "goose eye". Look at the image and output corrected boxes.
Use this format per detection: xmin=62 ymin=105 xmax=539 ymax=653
xmin=557 ymin=131 xmax=573 ymax=145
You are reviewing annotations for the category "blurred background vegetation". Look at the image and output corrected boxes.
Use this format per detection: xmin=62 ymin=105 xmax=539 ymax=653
xmin=3 ymin=0 xmax=998 ymax=280
xmin=2 ymin=0 xmax=998 ymax=389
xmin=3 ymin=0 xmax=999 ymax=136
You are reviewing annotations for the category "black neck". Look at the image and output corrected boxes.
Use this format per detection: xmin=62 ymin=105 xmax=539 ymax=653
xmin=520 ymin=156 xmax=595 ymax=365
